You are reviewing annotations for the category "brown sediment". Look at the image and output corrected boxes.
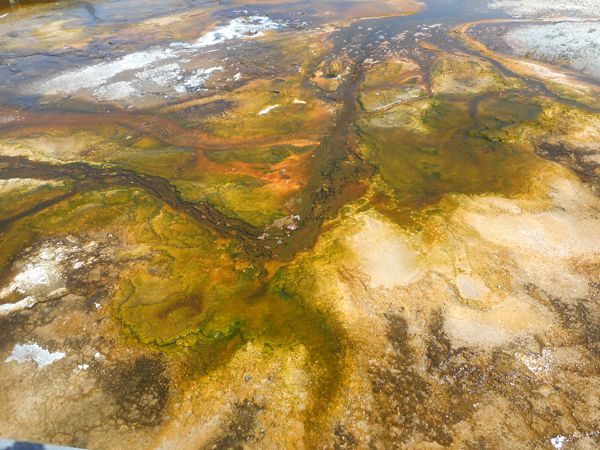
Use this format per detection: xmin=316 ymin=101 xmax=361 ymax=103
xmin=534 ymin=141 xmax=600 ymax=190
xmin=0 ymin=178 xmax=74 ymax=223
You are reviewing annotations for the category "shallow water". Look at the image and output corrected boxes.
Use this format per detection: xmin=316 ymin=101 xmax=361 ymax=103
xmin=2 ymin=0 xmax=600 ymax=448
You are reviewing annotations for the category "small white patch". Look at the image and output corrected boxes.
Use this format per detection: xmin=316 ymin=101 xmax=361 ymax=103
xmin=293 ymin=98 xmax=307 ymax=104
xmin=193 ymin=16 xmax=286 ymax=48
xmin=257 ymin=104 xmax=280 ymax=115
xmin=550 ymin=436 xmax=567 ymax=449
xmin=136 ymin=62 xmax=182 ymax=86
xmin=14 ymin=264 xmax=50 ymax=287
xmin=38 ymin=249 xmax=57 ymax=261
xmin=0 ymin=297 xmax=36 ymax=316
xmin=0 ymin=13 xmax=8 ymax=19
xmin=233 ymin=72 xmax=243 ymax=81
xmin=181 ymin=66 xmax=223 ymax=92
xmin=6 ymin=343 xmax=66 ymax=368
xmin=73 ymin=261 xmax=85 ymax=269
xmin=95 ymin=81 xmax=137 ymax=102
xmin=516 ymin=349 xmax=554 ymax=377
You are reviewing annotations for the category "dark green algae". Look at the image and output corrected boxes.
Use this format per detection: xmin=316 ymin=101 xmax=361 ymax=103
xmin=356 ymin=91 xmax=549 ymax=226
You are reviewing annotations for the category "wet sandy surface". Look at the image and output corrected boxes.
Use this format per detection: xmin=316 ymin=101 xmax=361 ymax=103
xmin=1 ymin=0 xmax=600 ymax=449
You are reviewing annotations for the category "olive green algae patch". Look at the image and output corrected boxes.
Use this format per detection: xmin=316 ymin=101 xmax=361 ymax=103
xmin=192 ymin=77 xmax=334 ymax=139
xmin=356 ymin=93 xmax=546 ymax=224
xmin=174 ymin=173 xmax=288 ymax=227
xmin=542 ymin=76 xmax=600 ymax=110
xmin=359 ymin=86 xmax=425 ymax=112
xmin=114 ymin=229 xmax=349 ymax=443
xmin=431 ymin=54 xmax=525 ymax=95
xmin=113 ymin=214 xmax=246 ymax=346
xmin=469 ymin=94 xmax=545 ymax=142
xmin=311 ymin=59 xmax=350 ymax=92
xmin=358 ymin=58 xmax=428 ymax=112
xmin=172 ymin=144 xmax=314 ymax=227
xmin=0 ymin=178 xmax=74 ymax=221
xmin=101 ymin=148 xmax=198 ymax=180
xmin=205 ymin=144 xmax=314 ymax=166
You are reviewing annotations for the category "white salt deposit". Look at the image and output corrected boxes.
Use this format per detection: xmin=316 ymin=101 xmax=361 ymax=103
xmin=13 ymin=264 xmax=51 ymax=288
xmin=36 ymin=16 xmax=285 ymax=104
xmin=515 ymin=349 xmax=554 ymax=376
xmin=257 ymin=105 xmax=280 ymax=115
xmin=40 ymin=49 xmax=176 ymax=95
xmin=95 ymin=81 xmax=138 ymax=102
xmin=550 ymin=435 xmax=567 ymax=449
xmin=0 ymin=297 xmax=36 ymax=316
xmin=6 ymin=343 xmax=66 ymax=368
xmin=0 ymin=238 xmax=97 ymax=312
xmin=192 ymin=16 xmax=286 ymax=48
xmin=489 ymin=0 xmax=600 ymax=17
xmin=0 ymin=261 xmax=61 ymax=300
xmin=135 ymin=62 xmax=182 ymax=86
xmin=181 ymin=67 xmax=224 ymax=91
xmin=505 ymin=22 xmax=600 ymax=78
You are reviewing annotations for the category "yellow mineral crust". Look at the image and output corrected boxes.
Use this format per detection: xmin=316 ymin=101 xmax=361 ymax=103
xmin=269 ymin=160 xmax=600 ymax=447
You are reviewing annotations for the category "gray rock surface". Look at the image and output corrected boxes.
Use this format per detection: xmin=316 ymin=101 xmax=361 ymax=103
xmin=489 ymin=0 xmax=600 ymax=18
xmin=506 ymin=22 xmax=600 ymax=78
